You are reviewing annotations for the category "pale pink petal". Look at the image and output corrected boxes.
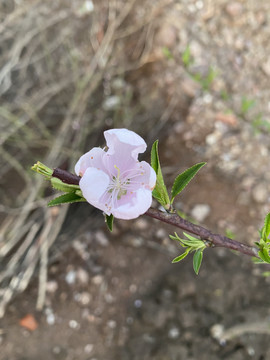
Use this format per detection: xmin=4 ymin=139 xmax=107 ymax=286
xmin=102 ymin=151 xmax=138 ymax=176
xmin=79 ymin=167 xmax=110 ymax=212
xmin=112 ymin=188 xmax=153 ymax=220
xmin=135 ymin=161 xmax=156 ymax=190
xmin=75 ymin=147 xmax=106 ymax=176
xmin=76 ymin=129 xmax=155 ymax=220
xmin=104 ymin=128 xmax=147 ymax=160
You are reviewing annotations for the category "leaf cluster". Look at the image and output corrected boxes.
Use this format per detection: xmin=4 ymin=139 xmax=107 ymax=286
xmin=254 ymin=213 xmax=270 ymax=264
xmin=151 ymin=140 xmax=206 ymax=210
xmin=32 ymin=162 xmax=116 ymax=231
xmin=170 ymin=232 xmax=206 ymax=275
xmin=32 ymin=162 xmax=86 ymax=206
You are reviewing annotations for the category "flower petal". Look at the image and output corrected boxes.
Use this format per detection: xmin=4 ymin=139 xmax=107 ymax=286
xmin=75 ymin=147 xmax=106 ymax=176
xmin=112 ymin=188 xmax=153 ymax=220
xmin=104 ymin=128 xmax=147 ymax=160
xmin=137 ymin=161 xmax=156 ymax=190
xmin=79 ymin=167 xmax=110 ymax=212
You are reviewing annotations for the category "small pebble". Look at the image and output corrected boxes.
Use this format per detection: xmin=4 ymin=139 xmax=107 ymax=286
xmin=107 ymin=320 xmax=117 ymax=329
xmin=135 ymin=218 xmax=148 ymax=230
xmin=206 ymin=132 xmax=219 ymax=146
xmin=65 ymin=270 xmax=76 ymax=285
xmin=92 ymin=275 xmax=103 ymax=285
xmin=210 ymin=324 xmax=224 ymax=340
xmin=156 ymin=24 xmax=176 ymax=48
xmin=46 ymin=281 xmax=58 ymax=293
xmin=134 ymin=299 xmax=142 ymax=308
xmin=225 ymin=2 xmax=243 ymax=17
xmin=155 ymin=228 xmax=167 ymax=239
xmin=76 ymin=268 xmax=89 ymax=285
xmin=95 ymin=231 xmax=109 ymax=247
xmin=191 ymin=204 xmax=211 ymax=222
xmin=103 ymin=96 xmax=120 ymax=110
xmin=105 ymin=293 xmax=114 ymax=304
xmin=252 ymin=183 xmax=268 ymax=203
xmin=129 ymin=284 xmax=137 ymax=293
xmin=247 ymin=346 xmax=255 ymax=356
xmin=80 ymin=292 xmax=92 ymax=305
xmin=84 ymin=344 xmax=94 ymax=354
xmin=168 ymin=327 xmax=180 ymax=339
xmin=52 ymin=346 xmax=62 ymax=355
xmin=46 ymin=313 xmax=56 ymax=326
xmin=69 ymin=320 xmax=80 ymax=329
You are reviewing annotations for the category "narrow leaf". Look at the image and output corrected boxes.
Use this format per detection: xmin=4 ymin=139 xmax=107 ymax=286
xmin=151 ymin=140 xmax=170 ymax=209
xmin=105 ymin=214 xmax=114 ymax=232
xmin=258 ymin=250 xmax=270 ymax=264
xmin=169 ymin=234 xmax=180 ymax=242
xmin=172 ymin=250 xmax=189 ymax=263
xmin=262 ymin=248 xmax=270 ymax=263
xmin=171 ymin=162 xmax=206 ymax=204
xmin=264 ymin=213 xmax=270 ymax=239
xmin=193 ymin=249 xmax=203 ymax=275
xmin=151 ymin=140 xmax=159 ymax=173
xmin=183 ymin=232 xmax=199 ymax=241
xmin=48 ymin=192 xmax=85 ymax=207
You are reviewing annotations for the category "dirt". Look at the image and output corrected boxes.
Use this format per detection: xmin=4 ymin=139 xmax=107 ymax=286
xmin=1 ymin=137 xmax=269 ymax=360
xmin=1 ymin=0 xmax=270 ymax=359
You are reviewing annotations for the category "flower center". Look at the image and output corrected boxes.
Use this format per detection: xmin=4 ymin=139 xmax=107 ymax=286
xmin=109 ymin=165 xmax=128 ymax=200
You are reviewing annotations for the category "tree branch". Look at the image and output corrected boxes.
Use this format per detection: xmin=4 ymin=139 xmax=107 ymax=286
xmin=145 ymin=208 xmax=259 ymax=258
xmin=52 ymin=168 xmax=259 ymax=259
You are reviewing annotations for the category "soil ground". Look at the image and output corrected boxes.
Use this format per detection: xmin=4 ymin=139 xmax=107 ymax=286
xmin=1 ymin=1 xmax=270 ymax=359
xmin=1 ymin=136 xmax=270 ymax=360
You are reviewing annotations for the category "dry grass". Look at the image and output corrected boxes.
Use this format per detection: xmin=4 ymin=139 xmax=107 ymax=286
xmin=0 ymin=0 xmax=172 ymax=317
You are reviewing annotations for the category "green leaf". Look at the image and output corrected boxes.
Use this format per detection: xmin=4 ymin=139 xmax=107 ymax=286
xmin=252 ymin=257 xmax=264 ymax=264
xmin=262 ymin=248 xmax=270 ymax=263
xmin=51 ymin=177 xmax=80 ymax=193
xmin=183 ymin=232 xmax=199 ymax=242
xmin=171 ymin=162 xmax=206 ymax=204
xmin=264 ymin=213 xmax=270 ymax=239
xmin=151 ymin=140 xmax=160 ymax=173
xmin=193 ymin=249 xmax=203 ymax=275
xmin=48 ymin=192 xmax=85 ymax=207
xmin=162 ymin=47 xmax=173 ymax=60
xmin=258 ymin=250 xmax=270 ymax=264
xmin=105 ymin=214 xmax=114 ymax=232
xmin=182 ymin=45 xmax=193 ymax=67
xmin=241 ymin=96 xmax=256 ymax=115
xmin=169 ymin=233 xmax=181 ymax=242
xmin=151 ymin=140 xmax=170 ymax=209
xmin=172 ymin=250 xmax=189 ymax=263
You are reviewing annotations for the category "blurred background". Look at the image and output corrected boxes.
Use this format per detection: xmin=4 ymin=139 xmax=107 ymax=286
xmin=1 ymin=0 xmax=270 ymax=359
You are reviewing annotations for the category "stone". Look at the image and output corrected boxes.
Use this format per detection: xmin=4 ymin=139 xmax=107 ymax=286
xmin=95 ymin=231 xmax=109 ymax=247
xmin=76 ymin=267 xmax=89 ymax=285
xmin=225 ymin=2 xmax=243 ymax=18
xmin=155 ymin=24 xmax=177 ymax=48
xmin=102 ymin=96 xmax=120 ymax=110
xmin=191 ymin=204 xmax=211 ymax=222
xmin=252 ymin=182 xmax=268 ymax=203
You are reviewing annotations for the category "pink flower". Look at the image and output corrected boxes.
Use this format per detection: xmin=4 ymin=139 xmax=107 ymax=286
xmin=75 ymin=129 xmax=156 ymax=219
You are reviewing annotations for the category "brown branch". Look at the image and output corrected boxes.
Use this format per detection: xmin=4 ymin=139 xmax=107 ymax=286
xmin=52 ymin=168 xmax=259 ymax=259
xmin=145 ymin=208 xmax=259 ymax=258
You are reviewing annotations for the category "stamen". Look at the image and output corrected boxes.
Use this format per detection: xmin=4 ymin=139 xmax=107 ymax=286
xmin=114 ymin=165 xmax=121 ymax=178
